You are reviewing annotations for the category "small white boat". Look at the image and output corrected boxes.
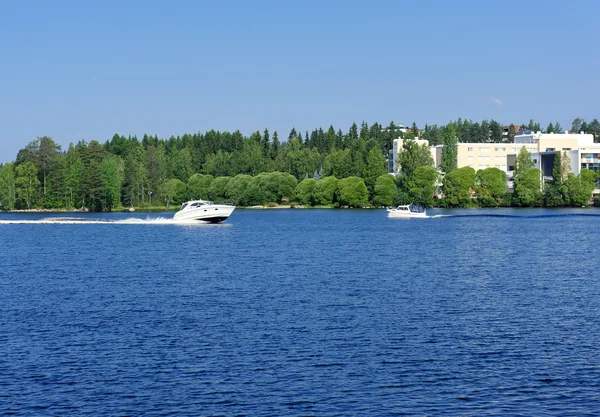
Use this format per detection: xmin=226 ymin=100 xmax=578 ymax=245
xmin=387 ymin=204 xmax=427 ymax=218
xmin=173 ymin=200 xmax=235 ymax=223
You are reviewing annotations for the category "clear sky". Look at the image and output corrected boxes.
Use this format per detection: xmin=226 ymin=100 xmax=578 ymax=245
xmin=1 ymin=0 xmax=598 ymax=161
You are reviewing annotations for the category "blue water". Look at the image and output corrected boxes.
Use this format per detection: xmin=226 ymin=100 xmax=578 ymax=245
xmin=1 ymin=208 xmax=600 ymax=416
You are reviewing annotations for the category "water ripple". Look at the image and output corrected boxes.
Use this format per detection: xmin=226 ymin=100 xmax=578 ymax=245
xmin=1 ymin=208 xmax=600 ymax=415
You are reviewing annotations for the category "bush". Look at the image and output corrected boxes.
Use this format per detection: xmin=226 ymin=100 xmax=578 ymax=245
xmin=313 ymin=176 xmax=338 ymax=205
xmin=208 ymin=176 xmax=232 ymax=202
xmin=336 ymin=176 xmax=368 ymax=207
xmin=294 ymin=178 xmax=317 ymax=205
xmin=186 ymin=173 xmax=214 ymax=200
xmin=373 ymin=175 xmax=397 ymax=206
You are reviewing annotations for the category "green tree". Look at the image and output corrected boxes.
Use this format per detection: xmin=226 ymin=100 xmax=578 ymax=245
xmin=552 ymin=151 xmax=570 ymax=186
xmin=37 ymin=136 xmax=61 ymax=200
xmin=324 ymin=149 xmax=354 ymax=179
xmin=553 ymin=122 xmax=563 ymax=134
xmin=442 ymin=166 xmax=476 ymax=207
xmin=362 ymin=147 xmax=387 ymax=198
xmin=489 ymin=120 xmax=503 ymax=143
xmin=162 ymin=178 xmax=186 ymax=209
xmin=15 ymin=161 xmax=40 ymax=209
xmin=514 ymin=146 xmax=534 ymax=182
xmin=271 ymin=131 xmax=280 ymax=160
xmin=407 ymin=166 xmax=439 ymax=207
xmin=0 ymin=163 xmax=17 ymax=210
xmin=336 ymin=176 xmax=368 ymax=207
xmin=440 ymin=123 xmax=457 ymax=174
xmin=280 ymin=139 xmax=322 ymax=180
xmin=543 ymin=152 xmax=570 ymax=207
xmin=249 ymin=172 xmax=297 ymax=204
xmin=207 ymin=176 xmax=232 ymax=202
xmin=244 ymin=175 xmax=270 ymax=205
xmin=172 ymin=147 xmax=194 ymax=182
xmin=475 ymin=167 xmax=507 ymax=206
xmin=571 ymin=117 xmax=584 ymax=133
xmin=313 ymin=176 xmax=338 ymax=205
xmin=514 ymin=168 xmax=543 ymax=207
xmin=224 ymin=174 xmax=253 ymax=205
xmin=267 ymin=172 xmax=297 ymax=203
xmin=18 ymin=136 xmax=61 ymax=206
xmin=563 ymin=170 xmax=595 ymax=206
xmin=507 ymin=124 xmax=517 ymax=143
xmin=62 ymin=144 xmax=84 ymax=208
xmin=123 ymin=146 xmax=148 ymax=207
xmin=146 ymin=144 xmax=167 ymax=201
xmin=373 ymin=174 xmax=397 ymax=206
xmin=397 ymin=139 xmax=434 ymax=180
xmin=101 ymin=155 xmax=125 ymax=210
xmin=203 ymin=150 xmax=233 ymax=177
xmin=587 ymin=119 xmax=600 ymax=142
xmin=186 ymin=173 xmax=214 ymax=200
xmin=81 ymin=140 xmax=105 ymax=210
xmin=294 ymin=178 xmax=317 ymax=205
xmin=544 ymin=184 xmax=564 ymax=207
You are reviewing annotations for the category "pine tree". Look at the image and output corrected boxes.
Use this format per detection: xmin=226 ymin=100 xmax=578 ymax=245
xmin=271 ymin=131 xmax=280 ymax=160
xmin=554 ymin=122 xmax=563 ymax=133
xmin=288 ymin=128 xmax=298 ymax=140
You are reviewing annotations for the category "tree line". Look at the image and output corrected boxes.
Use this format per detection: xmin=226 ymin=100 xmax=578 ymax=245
xmin=0 ymin=117 xmax=599 ymax=210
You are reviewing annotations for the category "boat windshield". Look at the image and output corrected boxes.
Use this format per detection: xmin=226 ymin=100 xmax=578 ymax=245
xmin=409 ymin=204 xmax=424 ymax=213
xmin=180 ymin=203 xmax=188 ymax=210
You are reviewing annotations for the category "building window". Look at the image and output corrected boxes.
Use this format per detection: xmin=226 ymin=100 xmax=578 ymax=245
xmin=468 ymin=147 xmax=473 ymax=151
xmin=495 ymin=147 xmax=505 ymax=152
xmin=468 ymin=156 xmax=473 ymax=160
xmin=480 ymin=147 xmax=489 ymax=152
xmin=478 ymin=156 xmax=490 ymax=161
xmin=563 ymin=148 xmax=571 ymax=150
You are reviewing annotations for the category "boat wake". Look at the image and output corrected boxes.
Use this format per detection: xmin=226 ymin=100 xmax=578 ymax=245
xmin=428 ymin=213 xmax=600 ymax=219
xmin=0 ymin=217 xmax=226 ymax=225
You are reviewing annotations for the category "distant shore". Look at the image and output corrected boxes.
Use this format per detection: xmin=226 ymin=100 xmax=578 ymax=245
xmin=2 ymin=204 xmax=338 ymax=213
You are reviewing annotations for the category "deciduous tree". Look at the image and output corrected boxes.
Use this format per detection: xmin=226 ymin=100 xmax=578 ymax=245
xmin=373 ymin=175 xmax=396 ymax=207
xmin=336 ymin=176 xmax=368 ymax=207
xmin=15 ymin=161 xmax=40 ymax=209
xmin=0 ymin=163 xmax=16 ymax=210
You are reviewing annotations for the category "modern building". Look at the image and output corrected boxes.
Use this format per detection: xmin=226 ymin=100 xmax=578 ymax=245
xmin=506 ymin=131 xmax=597 ymax=177
xmin=390 ymin=131 xmax=597 ymax=179
xmin=454 ymin=142 xmax=537 ymax=173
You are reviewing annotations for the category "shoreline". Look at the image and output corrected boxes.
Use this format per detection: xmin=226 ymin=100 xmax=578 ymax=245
xmin=2 ymin=205 xmax=599 ymax=213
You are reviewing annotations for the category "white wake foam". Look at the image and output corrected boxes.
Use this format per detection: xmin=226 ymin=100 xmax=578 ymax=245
xmin=0 ymin=216 xmax=219 ymax=225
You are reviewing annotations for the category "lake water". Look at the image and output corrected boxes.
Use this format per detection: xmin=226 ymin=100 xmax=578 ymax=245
xmin=1 ymin=208 xmax=600 ymax=416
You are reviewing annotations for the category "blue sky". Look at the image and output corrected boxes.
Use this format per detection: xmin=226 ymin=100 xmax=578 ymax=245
xmin=1 ymin=0 xmax=598 ymax=161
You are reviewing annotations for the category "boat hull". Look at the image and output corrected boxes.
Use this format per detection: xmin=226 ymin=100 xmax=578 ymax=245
xmin=173 ymin=205 xmax=235 ymax=223
xmin=387 ymin=209 xmax=427 ymax=219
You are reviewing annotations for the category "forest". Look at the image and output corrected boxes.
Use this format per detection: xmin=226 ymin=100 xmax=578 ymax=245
xmin=1 ymin=117 xmax=599 ymax=211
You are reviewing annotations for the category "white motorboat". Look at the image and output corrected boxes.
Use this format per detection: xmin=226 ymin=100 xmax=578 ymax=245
xmin=387 ymin=204 xmax=427 ymax=218
xmin=173 ymin=200 xmax=235 ymax=223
